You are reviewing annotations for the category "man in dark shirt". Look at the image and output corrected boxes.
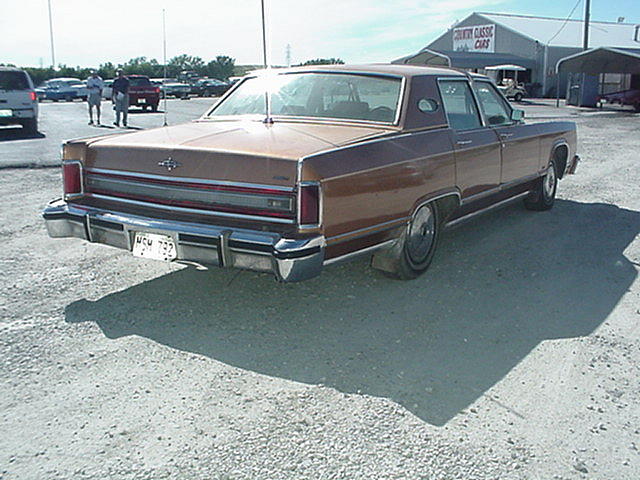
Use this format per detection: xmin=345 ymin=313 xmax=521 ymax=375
xmin=112 ymin=70 xmax=130 ymax=127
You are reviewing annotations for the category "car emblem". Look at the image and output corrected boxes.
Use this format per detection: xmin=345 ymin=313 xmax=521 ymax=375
xmin=158 ymin=157 xmax=181 ymax=171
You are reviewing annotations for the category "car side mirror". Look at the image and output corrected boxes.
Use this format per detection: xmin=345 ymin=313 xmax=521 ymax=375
xmin=511 ymin=109 xmax=524 ymax=122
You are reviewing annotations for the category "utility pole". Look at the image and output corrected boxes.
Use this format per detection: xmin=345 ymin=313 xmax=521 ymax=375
xmin=162 ymin=8 xmax=168 ymax=126
xmin=285 ymin=44 xmax=292 ymax=67
xmin=583 ymin=0 xmax=591 ymax=50
xmin=47 ymin=0 xmax=56 ymax=68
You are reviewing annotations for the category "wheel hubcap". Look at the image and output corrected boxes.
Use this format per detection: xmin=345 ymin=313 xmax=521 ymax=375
xmin=543 ymin=164 xmax=556 ymax=198
xmin=407 ymin=205 xmax=435 ymax=264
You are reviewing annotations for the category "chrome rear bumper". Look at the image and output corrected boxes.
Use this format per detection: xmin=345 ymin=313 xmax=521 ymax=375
xmin=42 ymin=199 xmax=324 ymax=282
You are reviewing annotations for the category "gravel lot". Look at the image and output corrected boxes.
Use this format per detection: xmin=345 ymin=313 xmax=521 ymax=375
xmin=1 ymin=99 xmax=639 ymax=479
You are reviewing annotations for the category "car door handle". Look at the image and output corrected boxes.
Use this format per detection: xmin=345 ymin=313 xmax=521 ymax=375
xmin=500 ymin=133 xmax=514 ymax=139
xmin=456 ymin=140 xmax=472 ymax=146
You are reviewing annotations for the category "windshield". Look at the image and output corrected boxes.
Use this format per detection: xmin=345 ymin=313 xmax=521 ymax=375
xmin=208 ymin=72 xmax=402 ymax=124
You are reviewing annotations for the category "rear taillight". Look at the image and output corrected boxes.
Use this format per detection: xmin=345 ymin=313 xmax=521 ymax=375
xmin=29 ymin=91 xmax=37 ymax=101
xmin=299 ymin=183 xmax=320 ymax=226
xmin=154 ymin=87 xmax=160 ymax=94
xmin=63 ymin=161 xmax=83 ymax=199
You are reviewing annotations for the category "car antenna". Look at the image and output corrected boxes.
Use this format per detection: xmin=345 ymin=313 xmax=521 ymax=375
xmin=261 ymin=0 xmax=273 ymax=124
xmin=162 ymin=8 xmax=168 ymax=127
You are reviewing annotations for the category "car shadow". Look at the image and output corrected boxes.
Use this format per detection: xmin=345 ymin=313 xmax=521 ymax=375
xmin=65 ymin=200 xmax=639 ymax=426
xmin=0 ymin=127 xmax=45 ymax=141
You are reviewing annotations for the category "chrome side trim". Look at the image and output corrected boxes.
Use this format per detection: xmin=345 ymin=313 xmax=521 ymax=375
xmin=446 ymin=192 xmax=528 ymax=229
xmin=413 ymin=191 xmax=462 ymax=212
xmin=460 ymin=175 xmax=539 ymax=206
xmin=324 ymin=239 xmax=396 ymax=266
xmin=86 ymin=193 xmax=296 ymax=224
xmin=86 ymin=168 xmax=295 ymax=193
xmin=326 ymin=217 xmax=409 ymax=245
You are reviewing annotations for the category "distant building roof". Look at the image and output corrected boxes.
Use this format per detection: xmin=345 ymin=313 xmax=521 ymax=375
xmin=475 ymin=12 xmax=640 ymax=49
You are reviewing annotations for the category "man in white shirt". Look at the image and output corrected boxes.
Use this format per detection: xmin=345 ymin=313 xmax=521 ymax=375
xmin=86 ymin=71 xmax=104 ymax=125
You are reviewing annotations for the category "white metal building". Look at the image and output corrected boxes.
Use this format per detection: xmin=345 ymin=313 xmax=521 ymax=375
xmin=396 ymin=12 xmax=640 ymax=97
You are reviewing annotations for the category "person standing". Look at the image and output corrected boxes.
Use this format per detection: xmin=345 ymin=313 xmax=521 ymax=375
xmin=112 ymin=70 xmax=130 ymax=127
xmin=86 ymin=70 xmax=104 ymax=125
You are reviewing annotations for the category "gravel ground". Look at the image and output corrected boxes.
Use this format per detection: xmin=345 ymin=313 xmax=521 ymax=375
xmin=1 ymin=101 xmax=639 ymax=479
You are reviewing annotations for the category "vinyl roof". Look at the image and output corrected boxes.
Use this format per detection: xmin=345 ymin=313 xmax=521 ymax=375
xmin=476 ymin=12 xmax=640 ymax=49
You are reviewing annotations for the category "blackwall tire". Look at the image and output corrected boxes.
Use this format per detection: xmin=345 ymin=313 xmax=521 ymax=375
xmin=524 ymin=160 xmax=558 ymax=211
xmin=391 ymin=202 xmax=441 ymax=280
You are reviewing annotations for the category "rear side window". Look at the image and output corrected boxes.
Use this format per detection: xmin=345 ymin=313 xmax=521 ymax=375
xmin=438 ymin=80 xmax=482 ymax=131
xmin=0 ymin=71 xmax=29 ymax=90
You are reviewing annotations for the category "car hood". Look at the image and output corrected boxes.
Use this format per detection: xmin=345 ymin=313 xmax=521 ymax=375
xmin=85 ymin=119 xmax=395 ymax=161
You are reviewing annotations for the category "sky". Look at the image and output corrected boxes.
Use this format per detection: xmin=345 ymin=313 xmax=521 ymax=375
xmin=1 ymin=0 xmax=639 ymax=69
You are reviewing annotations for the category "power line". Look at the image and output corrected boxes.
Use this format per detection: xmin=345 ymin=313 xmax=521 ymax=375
xmin=547 ymin=0 xmax=583 ymax=45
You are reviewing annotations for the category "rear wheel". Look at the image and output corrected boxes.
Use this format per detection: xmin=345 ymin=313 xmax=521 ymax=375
xmin=22 ymin=118 xmax=38 ymax=134
xmin=524 ymin=160 xmax=557 ymax=211
xmin=151 ymin=104 xmax=158 ymax=112
xmin=514 ymin=92 xmax=523 ymax=102
xmin=372 ymin=202 xmax=441 ymax=280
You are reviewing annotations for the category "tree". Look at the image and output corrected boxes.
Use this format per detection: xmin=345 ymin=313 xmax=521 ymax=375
xmin=206 ymin=56 xmax=235 ymax=80
xmin=167 ymin=54 xmax=206 ymax=77
xmin=120 ymin=57 xmax=162 ymax=77
xmin=97 ymin=62 xmax=116 ymax=80
xmin=298 ymin=58 xmax=345 ymax=66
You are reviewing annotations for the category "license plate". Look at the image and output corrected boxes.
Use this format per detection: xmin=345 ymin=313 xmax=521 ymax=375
xmin=132 ymin=232 xmax=176 ymax=262
xmin=0 ymin=109 xmax=12 ymax=117
xmin=138 ymin=98 xmax=146 ymax=103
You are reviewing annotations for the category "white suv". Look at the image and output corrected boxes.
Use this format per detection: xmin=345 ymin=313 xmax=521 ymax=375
xmin=0 ymin=67 xmax=39 ymax=134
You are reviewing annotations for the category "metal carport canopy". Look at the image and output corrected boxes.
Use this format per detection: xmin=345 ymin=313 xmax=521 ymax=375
xmin=556 ymin=47 xmax=640 ymax=74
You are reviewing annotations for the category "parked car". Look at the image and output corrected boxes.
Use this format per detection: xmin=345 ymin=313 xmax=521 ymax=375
xmin=596 ymin=89 xmax=640 ymax=112
xmin=192 ymin=78 xmax=231 ymax=97
xmin=35 ymin=78 xmax=87 ymax=102
xmin=42 ymin=64 xmax=579 ymax=282
xmin=127 ymin=75 xmax=160 ymax=111
xmin=161 ymin=81 xmax=191 ymax=99
xmin=0 ymin=67 xmax=38 ymax=133
xmin=497 ymin=78 xmax=526 ymax=102
xmin=102 ymin=79 xmax=113 ymax=100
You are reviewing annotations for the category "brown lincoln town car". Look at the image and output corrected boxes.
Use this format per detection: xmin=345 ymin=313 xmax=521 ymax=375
xmin=43 ymin=64 xmax=579 ymax=282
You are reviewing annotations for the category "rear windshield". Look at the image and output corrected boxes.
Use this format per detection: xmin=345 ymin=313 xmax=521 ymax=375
xmin=129 ymin=77 xmax=151 ymax=87
xmin=0 ymin=71 xmax=30 ymax=90
xmin=208 ymin=72 xmax=403 ymax=124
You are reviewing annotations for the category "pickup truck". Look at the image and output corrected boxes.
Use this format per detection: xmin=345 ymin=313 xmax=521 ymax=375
xmin=597 ymin=89 xmax=640 ymax=112
xmin=127 ymin=75 xmax=160 ymax=111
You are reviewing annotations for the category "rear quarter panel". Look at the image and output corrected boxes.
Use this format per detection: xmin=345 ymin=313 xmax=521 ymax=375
xmin=302 ymin=129 xmax=456 ymax=259
xmin=535 ymin=121 xmax=577 ymax=172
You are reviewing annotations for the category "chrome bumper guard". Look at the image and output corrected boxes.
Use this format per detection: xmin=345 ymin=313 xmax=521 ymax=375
xmin=566 ymin=154 xmax=580 ymax=175
xmin=42 ymin=199 xmax=325 ymax=282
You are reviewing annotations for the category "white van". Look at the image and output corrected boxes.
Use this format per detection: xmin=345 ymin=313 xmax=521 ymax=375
xmin=0 ymin=67 xmax=39 ymax=133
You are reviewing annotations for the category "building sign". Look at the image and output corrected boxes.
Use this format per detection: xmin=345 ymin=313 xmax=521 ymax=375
xmin=453 ymin=24 xmax=495 ymax=53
